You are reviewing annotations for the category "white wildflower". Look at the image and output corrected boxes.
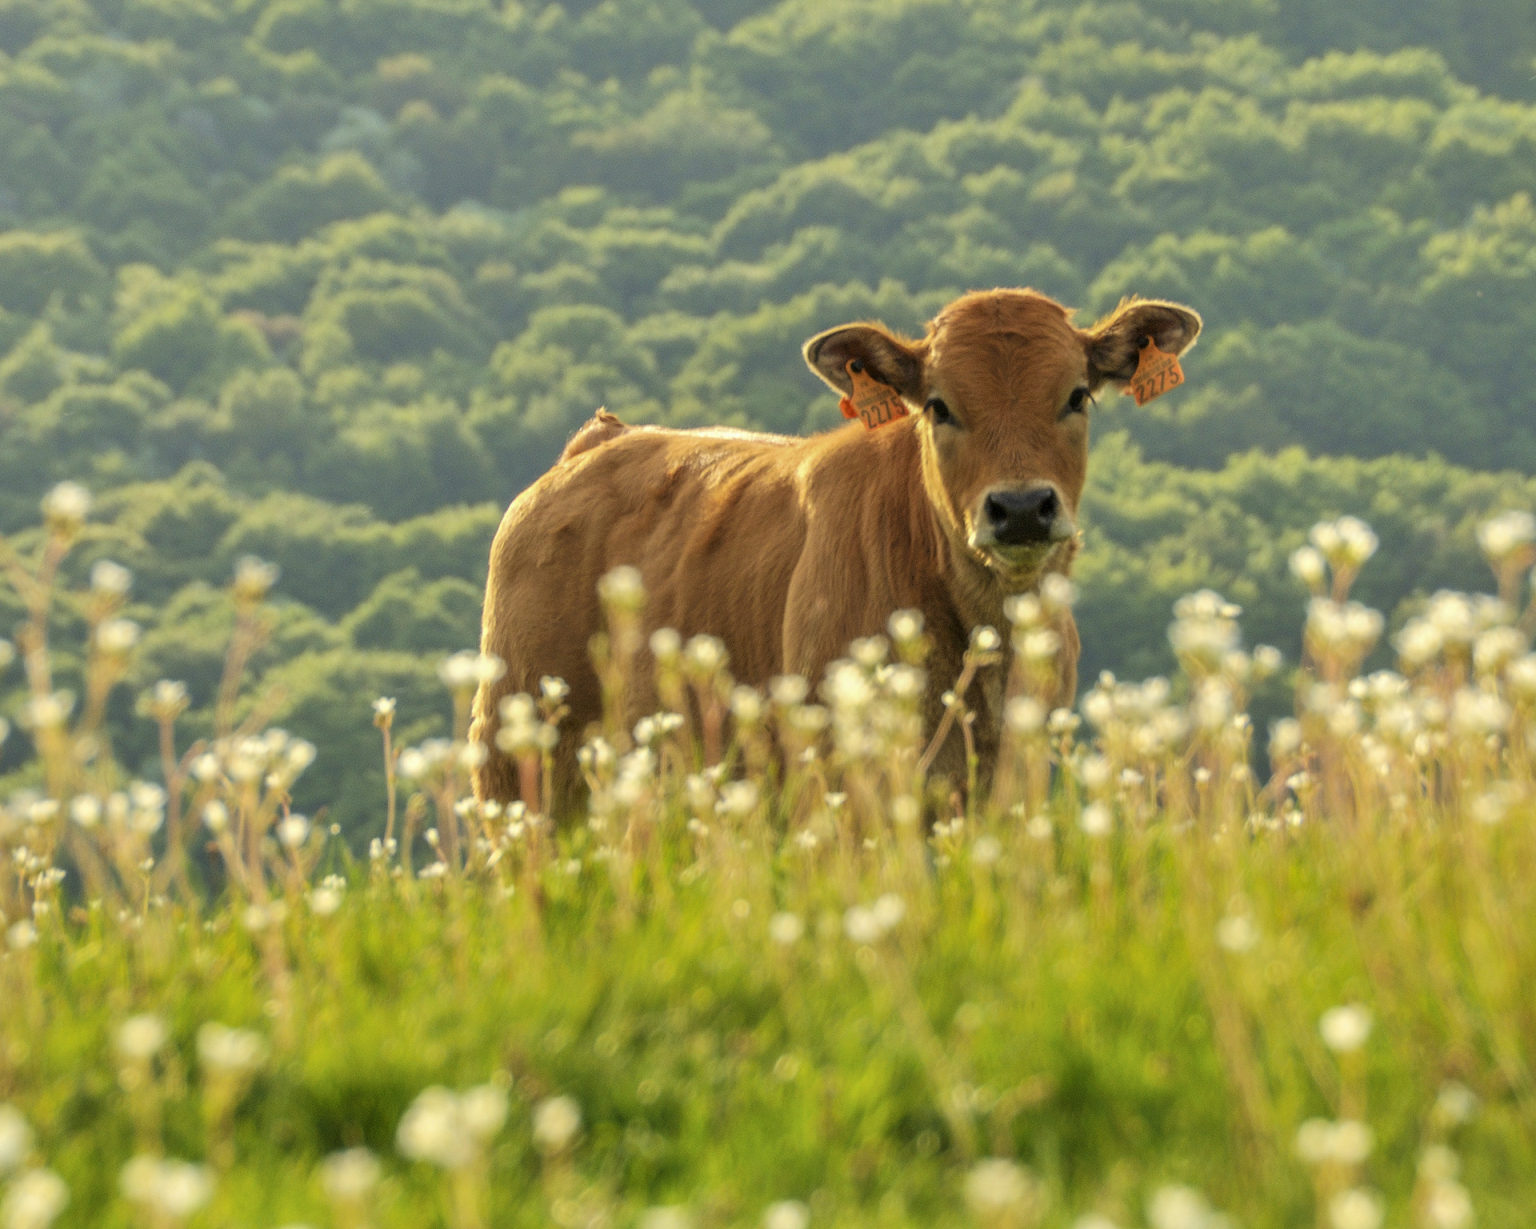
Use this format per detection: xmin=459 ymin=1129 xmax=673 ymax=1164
xmin=21 ymin=693 xmax=72 ymax=730
xmin=850 ymin=636 xmax=888 ymax=667
xmin=1004 ymin=593 xmax=1042 ymax=627
xmin=1451 ymin=688 xmax=1509 ymax=736
xmin=1080 ymin=755 xmax=1112 ymax=789
xmin=1328 ymin=1188 xmax=1383 ymax=1229
xmin=1473 ymin=626 xmax=1526 ymax=675
xmin=66 ymin=794 xmax=102 ymax=829
xmin=598 ymin=565 xmax=645 ymax=610
xmin=95 ymin=618 xmax=140 ymax=654
xmin=763 ymin=1201 xmax=810 ymax=1229
xmin=276 ymin=814 xmax=310 ymax=850
xmin=1169 ymin=590 xmax=1242 ymax=668
xmin=683 ymin=635 xmax=727 ymax=675
xmin=1477 ymin=509 xmax=1536 ymax=562
xmin=202 ymin=801 xmax=229 ymax=834
xmin=90 ymin=559 xmax=133 ymax=595
xmin=843 ymin=906 xmax=882 ymax=945
xmin=197 ymin=1024 xmax=267 ymax=1075
xmin=888 ymin=609 xmax=924 ymax=643
xmin=871 ymin=893 xmax=905 ymax=932
xmin=1269 ymin=718 xmax=1303 ymax=759
xmin=971 ymin=625 xmax=1002 ymax=653
xmin=1422 ymin=1181 xmax=1474 ymax=1229
xmin=319 ymin=1147 xmax=379 ymax=1203
xmin=0 ymin=1105 xmax=32 ymax=1174
xmin=1508 ymin=654 xmax=1536 ymax=698
xmin=1426 ymin=592 xmax=1479 ymax=644
xmin=1319 ymin=1005 xmax=1372 ymax=1052
xmin=397 ymin=1087 xmax=474 ymax=1169
xmin=730 ymin=686 xmax=764 ymax=723
xmin=1432 ymin=1082 xmax=1478 ymax=1128
xmin=1215 ymin=913 xmax=1259 ymax=953
xmin=41 ymin=481 xmax=91 ymax=532
xmin=1290 ymin=545 xmax=1326 ymax=589
xmin=1146 ymin=1184 xmax=1211 ymax=1229
xmin=1018 ymin=628 xmax=1061 ymax=662
xmin=1004 ymin=695 xmax=1045 ymax=734
xmin=1251 ymin=644 xmax=1283 ymax=677
xmin=2 ymin=1168 xmax=68 ymax=1229
xmin=1396 ymin=619 xmax=1444 ymax=668
xmin=1418 ymin=1145 xmax=1460 ymax=1182
xmin=460 ymin=1084 xmax=509 ymax=1142
xmin=639 ymin=1207 xmax=692 ymax=1229
xmin=716 ymin=780 xmax=759 ymax=818
xmin=531 ymin=1095 xmax=582 ymax=1153
xmin=120 ymin=1156 xmax=213 ymax=1220
xmin=963 ymin=1158 xmax=1038 ymax=1216
xmin=768 ymin=913 xmax=804 ymax=946
xmin=116 ymin=1014 xmax=168 ymax=1061
xmin=1295 ymin=1119 xmax=1334 ymax=1166
xmin=232 ymin=556 xmax=279 ymax=602
xmin=1040 ymin=573 xmax=1076 ymax=609
xmin=1079 ymin=803 xmax=1112 ymax=837
xmin=438 ymin=651 xmax=480 ymax=691
xmin=1330 ymin=1120 xmax=1375 ymax=1165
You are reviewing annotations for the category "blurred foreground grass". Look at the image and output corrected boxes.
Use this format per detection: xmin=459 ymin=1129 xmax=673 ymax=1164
xmin=2 ymin=491 xmax=1535 ymax=1229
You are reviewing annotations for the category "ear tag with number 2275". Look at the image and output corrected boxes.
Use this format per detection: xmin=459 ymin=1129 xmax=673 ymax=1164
xmin=1128 ymin=337 xmax=1185 ymax=407
xmin=840 ymin=361 xmax=910 ymax=430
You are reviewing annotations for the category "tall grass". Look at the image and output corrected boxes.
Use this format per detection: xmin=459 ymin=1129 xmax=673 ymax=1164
xmin=1 ymin=487 xmax=1534 ymax=1229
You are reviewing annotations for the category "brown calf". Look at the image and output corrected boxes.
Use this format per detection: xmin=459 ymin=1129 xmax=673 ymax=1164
xmin=470 ymin=288 xmax=1201 ymax=803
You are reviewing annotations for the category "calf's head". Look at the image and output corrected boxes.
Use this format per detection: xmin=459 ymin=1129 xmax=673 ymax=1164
xmin=804 ymin=289 xmax=1201 ymax=589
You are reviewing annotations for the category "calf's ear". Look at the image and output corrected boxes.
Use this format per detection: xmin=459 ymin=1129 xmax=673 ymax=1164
xmin=803 ymin=322 xmax=926 ymax=399
xmin=1088 ymin=298 xmax=1203 ymax=386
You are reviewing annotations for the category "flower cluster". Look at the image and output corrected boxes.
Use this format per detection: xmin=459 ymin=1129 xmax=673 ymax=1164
xmin=0 ymin=1104 xmax=67 ymax=1229
xmin=396 ymin=1082 xmax=509 ymax=1169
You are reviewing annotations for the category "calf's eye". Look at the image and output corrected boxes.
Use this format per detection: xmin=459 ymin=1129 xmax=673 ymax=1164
xmin=926 ymin=398 xmax=954 ymax=426
xmin=1067 ymin=387 xmax=1090 ymax=413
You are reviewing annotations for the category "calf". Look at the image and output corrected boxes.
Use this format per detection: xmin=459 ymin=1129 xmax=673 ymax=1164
xmin=470 ymin=288 xmax=1200 ymax=803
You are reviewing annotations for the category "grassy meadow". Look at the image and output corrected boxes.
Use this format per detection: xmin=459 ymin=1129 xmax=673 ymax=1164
xmin=2 ymin=489 xmax=1534 ymax=1229
xmin=2 ymin=0 xmax=1536 ymax=1224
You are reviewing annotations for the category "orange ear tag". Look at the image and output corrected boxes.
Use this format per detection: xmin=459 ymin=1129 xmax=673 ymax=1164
xmin=1128 ymin=337 xmax=1185 ymax=407
xmin=839 ymin=361 xmax=910 ymax=430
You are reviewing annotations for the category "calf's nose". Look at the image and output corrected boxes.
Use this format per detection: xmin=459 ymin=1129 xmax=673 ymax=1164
xmin=984 ymin=486 xmax=1062 ymax=546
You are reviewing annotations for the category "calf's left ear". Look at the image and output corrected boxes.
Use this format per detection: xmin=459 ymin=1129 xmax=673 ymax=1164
xmin=803 ymin=322 xmax=926 ymax=400
xmin=1087 ymin=299 xmax=1203 ymax=386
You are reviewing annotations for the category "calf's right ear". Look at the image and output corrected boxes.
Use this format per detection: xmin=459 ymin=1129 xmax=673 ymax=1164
xmin=803 ymin=322 xmax=926 ymax=400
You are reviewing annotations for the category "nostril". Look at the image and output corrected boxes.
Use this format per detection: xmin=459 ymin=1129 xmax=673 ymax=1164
xmin=984 ymin=486 xmax=1063 ymax=546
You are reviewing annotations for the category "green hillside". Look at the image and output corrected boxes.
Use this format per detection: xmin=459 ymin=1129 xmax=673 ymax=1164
xmin=2 ymin=0 xmax=1535 ymax=830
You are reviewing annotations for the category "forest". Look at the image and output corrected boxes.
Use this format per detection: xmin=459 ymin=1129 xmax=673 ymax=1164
xmin=1 ymin=0 xmax=1534 ymax=831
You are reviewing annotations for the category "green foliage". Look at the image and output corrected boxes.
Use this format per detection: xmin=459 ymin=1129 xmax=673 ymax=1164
xmin=0 ymin=0 xmax=1533 ymax=842
xmin=223 ymin=154 xmax=400 ymax=245
xmin=0 ymin=229 xmax=106 ymax=315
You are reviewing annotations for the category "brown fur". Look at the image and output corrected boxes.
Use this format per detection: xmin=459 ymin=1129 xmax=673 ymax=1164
xmin=471 ymin=288 xmax=1201 ymax=805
